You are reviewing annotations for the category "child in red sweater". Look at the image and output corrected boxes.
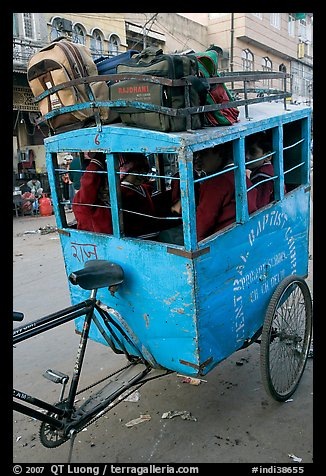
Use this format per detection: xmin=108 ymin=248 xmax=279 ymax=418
xmin=195 ymin=142 xmax=257 ymax=242
xmin=73 ymin=152 xmax=158 ymax=238
xmin=72 ymin=152 xmax=109 ymax=233
xmin=168 ymin=143 xmax=257 ymax=243
xmin=245 ymin=131 xmax=275 ymax=209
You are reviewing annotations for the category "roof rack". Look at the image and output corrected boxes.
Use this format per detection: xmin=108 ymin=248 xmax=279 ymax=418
xmin=33 ymin=71 xmax=292 ymax=133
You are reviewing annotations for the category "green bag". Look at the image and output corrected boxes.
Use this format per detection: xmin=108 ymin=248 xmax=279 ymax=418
xmin=195 ymin=50 xmax=239 ymax=126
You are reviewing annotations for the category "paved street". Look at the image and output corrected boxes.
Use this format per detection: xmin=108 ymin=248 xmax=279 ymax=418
xmin=13 ymin=209 xmax=313 ymax=465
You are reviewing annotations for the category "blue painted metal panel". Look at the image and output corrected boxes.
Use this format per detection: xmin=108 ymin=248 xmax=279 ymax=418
xmin=194 ymin=187 xmax=310 ymax=375
xmin=61 ymin=231 xmax=199 ymax=374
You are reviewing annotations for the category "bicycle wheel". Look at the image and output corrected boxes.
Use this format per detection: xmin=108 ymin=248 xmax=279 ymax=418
xmin=260 ymin=275 xmax=312 ymax=401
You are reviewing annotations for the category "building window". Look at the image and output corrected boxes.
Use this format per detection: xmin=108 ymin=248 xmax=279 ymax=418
xmin=262 ymin=57 xmax=272 ymax=87
xmin=251 ymin=13 xmax=262 ymax=19
xmin=279 ymin=64 xmax=287 ymax=92
xmin=270 ymin=13 xmax=281 ymax=29
xmin=288 ymin=14 xmax=296 ymax=36
xmin=50 ymin=17 xmax=65 ymax=41
xmin=73 ymin=24 xmax=86 ymax=45
xmin=242 ymin=49 xmax=254 ymax=71
xmin=90 ymin=29 xmax=104 ymax=59
xmin=262 ymin=57 xmax=272 ymax=71
xmin=13 ymin=13 xmax=19 ymax=36
xmin=299 ymin=18 xmax=307 ymax=41
xmin=108 ymin=34 xmax=120 ymax=56
xmin=23 ymin=13 xmax=35 ymax=39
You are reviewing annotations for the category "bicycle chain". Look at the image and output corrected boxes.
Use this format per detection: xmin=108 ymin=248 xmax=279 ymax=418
xmin=40 ymin=364 xmax=142 ymax=446
xmin=75 ymin=383 xmax=144 ymax=434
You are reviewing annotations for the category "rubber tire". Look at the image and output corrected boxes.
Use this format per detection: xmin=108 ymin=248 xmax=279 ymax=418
xmin=260 ymin=275 xmax=312 ymax=401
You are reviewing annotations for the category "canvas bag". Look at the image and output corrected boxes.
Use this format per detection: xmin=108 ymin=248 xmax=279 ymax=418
xmin=110 ymin=47 xmax=207 ymax=132
xmin=27 ymin=38 xmax=115 ymax=132
xmin=195 ymin=50 xmax=239 ymax=126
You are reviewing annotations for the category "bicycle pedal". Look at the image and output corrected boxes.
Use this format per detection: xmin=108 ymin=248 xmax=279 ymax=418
xmin=43 ymin=369 xmax=69 ymax=385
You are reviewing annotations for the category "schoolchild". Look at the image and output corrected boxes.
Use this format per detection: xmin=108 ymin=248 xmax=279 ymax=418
xmin=73 ymin=152 xmax=159 ymax=238
xmin=119 ymin=154 xmax=159 ymax=239
xmin=155 ymin=167 xmax=203 ymax=245
xmin=245 ymin=131 xmax=275 ymax=208
xmin=72 ymin=152 xmax=110 ymax=233
xmin=195 ymin=142 xmax=257 ymax=241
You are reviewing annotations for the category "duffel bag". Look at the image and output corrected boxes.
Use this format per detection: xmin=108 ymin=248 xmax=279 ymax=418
xmin=110 ymin=47 xmax=207 ymax=132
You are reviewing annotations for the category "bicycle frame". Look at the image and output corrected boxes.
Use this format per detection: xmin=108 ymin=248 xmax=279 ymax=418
xmin=13 ymin=292 xmax=97 ymax=430
xmin=13 ymin=278 xmax=163 ymax=441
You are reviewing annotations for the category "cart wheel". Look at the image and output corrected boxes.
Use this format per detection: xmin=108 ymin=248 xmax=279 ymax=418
xmin=260 ymin=275 xmax=312 ymax=401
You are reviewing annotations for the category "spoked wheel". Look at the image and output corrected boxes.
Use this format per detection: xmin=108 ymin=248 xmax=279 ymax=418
xmin=39 ymin=402 xmax=71 ymax=448
xmin=260 ymin=275 xmax=312 ymax=401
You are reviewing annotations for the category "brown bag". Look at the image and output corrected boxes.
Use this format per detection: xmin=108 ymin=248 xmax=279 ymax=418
xmin=27 ymin=38 xmax=117 ymax=132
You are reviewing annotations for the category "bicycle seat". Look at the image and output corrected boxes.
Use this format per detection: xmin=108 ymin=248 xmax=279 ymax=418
xmin=13 ymin=311 xmax=24 ymax=322
xmin=69 ymin=260 xmax=124 ymax=290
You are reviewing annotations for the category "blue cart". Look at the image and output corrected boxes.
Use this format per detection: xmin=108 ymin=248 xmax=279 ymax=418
xmin=45 ymin=94 xmax=312 ymax=378
xmin=14 ymin=72 xmax=312 ymax=451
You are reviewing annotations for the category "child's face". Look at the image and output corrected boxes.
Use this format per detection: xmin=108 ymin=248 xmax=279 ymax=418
xmin=195 ymin=149 xmax=224 ymax=175
xmin=125 ymin=167 xmax=149 ymax=185
xmin=246 ymin=143 xmax=270 ymax=170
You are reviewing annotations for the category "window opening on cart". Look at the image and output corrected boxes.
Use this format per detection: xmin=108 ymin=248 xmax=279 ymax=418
xmin=56 ymin=151 xmax=183 ymax=241
xmin=245 ymin=130 xmax=278 ymax=209
xmin=194 ymin=141 xmax=258 ymax=243
xmin=283 ymin=120 xmax=308 ymax=192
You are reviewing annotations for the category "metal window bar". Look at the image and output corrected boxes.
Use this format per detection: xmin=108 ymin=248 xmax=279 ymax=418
xmin=247 ymin=175 xmax=278 ymax=192
xmin=117 ymin=209 xmax=180 ymax=220
xmin=245 ymin=151 xmax=276 ymax=168
xmin=54 ymin=168 xmax=108 ymax=174
xmin=283 ymin=138 xmax=305 ymax=150
xmin=194 ymin=164 xmax=239 ymax=184
xmin=282 ymin=138 xmax=305 ymax=175
xmin=70 ymin=202 xmax=112 ymax=209
xmin=116 ymin=171 xmax=181 ymax=181
xmin=283 ymin=162 xmax=305 ymax=175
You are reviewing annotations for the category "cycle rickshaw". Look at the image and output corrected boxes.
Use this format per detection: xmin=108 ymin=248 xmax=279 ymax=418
xmin=13 ymin=70 xmax=312 ymax=454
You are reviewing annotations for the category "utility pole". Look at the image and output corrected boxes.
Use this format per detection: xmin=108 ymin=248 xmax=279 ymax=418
xmin=230 ymin=13 xmax=235 ymax=90
xmin=230 ymin=13 xmax=234 ymax=73
xmin=142 ymin=13 xmax=158 ymax=49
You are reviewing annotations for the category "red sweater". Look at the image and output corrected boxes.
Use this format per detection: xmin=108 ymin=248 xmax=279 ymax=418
xmin=250 ymin=162 xmax=275 ymax=209
xmin=72 ymin=161 xmax=158 ymax=238
xmin=72 ymin=160 xmax=108 ymax=233
xmin=196 ymin=169 xmax=257 ymax=241
xmin=119 ymin=181 xmax=158 ymax=238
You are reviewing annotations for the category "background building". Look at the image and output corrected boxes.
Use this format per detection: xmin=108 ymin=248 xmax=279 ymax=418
xmin=13 ymin=12 xmax=313 ymax=193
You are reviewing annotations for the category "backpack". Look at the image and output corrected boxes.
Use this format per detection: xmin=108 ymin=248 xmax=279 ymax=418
xmin=195 ymin=50 xmax=239 ymax=126
xmin=27 ymin=37 xmax=115 ymax=133
xmin=109 ymin=47 xmax=208 ymax=132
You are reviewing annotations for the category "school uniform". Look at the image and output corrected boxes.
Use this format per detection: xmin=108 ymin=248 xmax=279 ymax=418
xmin=196 ymin=165 xmax=257 ymax=242
xmin=72 ymin=158 xmax=111 ymax=233
xmin=73 ymin=159 xmax=158 ymax=238
xmin=120 ymin=181 xmax=159 ymax=238
xmin=171 ymin=170 xmax=202 ymax=206
xmin=250 ymin=161 xmax=274 ymax=208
